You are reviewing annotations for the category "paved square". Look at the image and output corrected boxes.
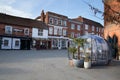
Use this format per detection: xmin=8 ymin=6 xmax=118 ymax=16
xmin=0 ymin=50 xmax=120 ymax=80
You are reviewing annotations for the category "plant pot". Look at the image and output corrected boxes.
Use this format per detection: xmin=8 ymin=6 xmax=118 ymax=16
xmin=119 ymin=56 xmax=120 ymax=60
xmin=73 ymin=59 xmax=84 ymax=67
xmin=84 ymin=61 xmax=91 ymax=69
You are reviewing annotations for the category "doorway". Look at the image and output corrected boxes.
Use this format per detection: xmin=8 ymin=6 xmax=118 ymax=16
xmin=20 ymin=39 xmax=30 ymax=50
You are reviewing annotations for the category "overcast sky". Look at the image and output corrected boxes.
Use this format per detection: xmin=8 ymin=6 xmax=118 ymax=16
xmin=0 ymin=0 xmax=104 ymax=25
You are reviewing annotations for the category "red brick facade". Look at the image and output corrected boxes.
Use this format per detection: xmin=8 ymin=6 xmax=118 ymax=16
xmin=104 ymin=0 xmax=120 ymax=59
xmin=0 ymin=13 xmax=46 ymax=50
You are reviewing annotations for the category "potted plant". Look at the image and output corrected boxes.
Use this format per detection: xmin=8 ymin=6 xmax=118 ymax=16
xmin=72 ymin=38 xmax=85 ymax=67
xmin=68 ymin=47 xmax=77 ymax=59
xmin=84 ymin=52 xmax=91 ymax=69
xmin=68 ymin=47 xmax=77 ymax=66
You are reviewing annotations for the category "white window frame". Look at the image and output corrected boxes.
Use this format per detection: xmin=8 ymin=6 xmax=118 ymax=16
xmin=71 ymin=24 xmax=75 ymax=29
xmin=63 ymin=29 xmax=66 ymax=36
xmin=71 ymin=32 xmax=74 ymax=38
xmin=92 ymin=26 xmax=94 ymax=31
xmin=49 ymin=27 xmax=53 ymax=35
xmin=99 ymin=28 xmax=101 ymax=32
xmin=54 ymin=27 xmax=58 ymax=35
xmin=77 ymin=33 xmax=80 ymax=37
xmin=96 ymin=27 xmax=99 ymax=32
xmin=38 ymin=29 xmax=43 ymax=36
xmin=77 ymin=25 xmax=80 ymax=30
xmin=85 ymin=24 xmax=88 ymax=30
xmin=5 ymin=25 xmax=12 ymax=34
xmin=54 ymin=18 xmax=58 ymax=25
xmin=24 ymin=28 xmax=29 ymax=35
xmin=58 ymin=20 xmax=62 ymax=25
xmin=49 ymin=17 xmax=53 ymax=24
xmin=63 ymin=20 xmax=67 ymax=26
xmin=58 ymin=28 xmax=62 ymax=35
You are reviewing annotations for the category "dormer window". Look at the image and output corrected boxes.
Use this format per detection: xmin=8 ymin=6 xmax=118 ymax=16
xmin=5 ymin=25 xmax=12 ymax=34
xmin=24 ymin=28 xmax=29 ymax=35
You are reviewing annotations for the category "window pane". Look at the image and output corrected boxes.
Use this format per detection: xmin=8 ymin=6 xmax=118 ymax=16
xmin=15 ymin=40 xmax=19 ymax=46
xmin=24 ymin=28 xmax=29 ymax=35
xmin=85 ymin=24 xmax=88 ymax=30
xmin=38 ymin=29 xmax=43 ymax=36
xmin=49 ymin=17 xmax=53 ymax=24
xmin=49 ymin=27 xmax=53 ymax=34
xmin=4 ymin=40 xmax=9 ymax=46
xmin=71 ymin=24 xmax=75 ymax=29
xmin=77 ymin=25 xmax=80 ymax=30
xmin=5 ymin=26 xmax=12 ymax=34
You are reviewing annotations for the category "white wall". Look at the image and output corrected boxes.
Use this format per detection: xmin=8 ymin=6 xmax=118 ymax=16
xmin=32 ymin=28 xmax=48 ymax=39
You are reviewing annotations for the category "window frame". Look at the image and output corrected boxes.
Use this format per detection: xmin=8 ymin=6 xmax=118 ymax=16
xmin=24 ymin=28 xmax=29 ymax=35
xmin=77 ymin=25 xmax=80 ymax=30
xmin=71 ymin=24 xmax=75 ymax=29
xmin=38 ymin=29 xmax=43 ymax=36
xmin=5 ymin=25 xmax=12 ymax=34
xmin=49 ymin=27 xmax=53 ymax=35
xmin=85 ymin=24 xmax=88 ymax=30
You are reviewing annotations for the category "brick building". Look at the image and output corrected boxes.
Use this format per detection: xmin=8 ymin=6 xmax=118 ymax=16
xmin=0 ymin=13 xmax=47 ymax=50
xmin=73 ymin=16 xmax=104 ymax=37
xmin=36 ymin=10 xmax=103 ymax=49
xmin=36 ymin=10 xmax=69 ymax=49
xmin=104 ymin=0 xmax=120 ymax=59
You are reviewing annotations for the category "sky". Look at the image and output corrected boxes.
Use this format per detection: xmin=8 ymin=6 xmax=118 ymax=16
xmin=0 ymin=0 xmax=104 ymax=25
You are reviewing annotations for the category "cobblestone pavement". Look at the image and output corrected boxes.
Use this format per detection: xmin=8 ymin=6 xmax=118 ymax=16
xmin=0 ymin=50 xmax=120 ymax=80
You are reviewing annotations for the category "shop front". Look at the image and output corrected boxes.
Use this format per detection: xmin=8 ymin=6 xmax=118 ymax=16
xmin=0 ymin=36 xmax=32 ymax=50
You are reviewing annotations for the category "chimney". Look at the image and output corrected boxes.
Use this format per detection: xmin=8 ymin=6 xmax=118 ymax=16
xmin=41 ymin=10 xmax=45 ymax=22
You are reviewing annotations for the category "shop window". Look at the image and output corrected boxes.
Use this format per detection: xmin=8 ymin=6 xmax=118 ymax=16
xmin=62 ymin=40 xmax=66 ymax=47
xmin=52 ymin=39 xmax=58 ymax=47
xmin=4 ymin=40 xmax=9 ymax=46
xmin=5 ymin=26 xmax=12 ymax=34
xmin=38 ymin=29 xmax=43 ymax=36
xmin=24 ymin=28 xmax=29 ymax=35
xmin=15 ymin=40 xmax=19 ymax=47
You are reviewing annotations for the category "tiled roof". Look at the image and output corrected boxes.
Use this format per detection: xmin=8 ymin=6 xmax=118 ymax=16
xmin=0 ymin=13 xmax=48 ymax=29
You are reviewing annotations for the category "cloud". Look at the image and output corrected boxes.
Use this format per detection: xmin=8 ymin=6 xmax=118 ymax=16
xmin=0 ymin=0 xmax=16 ymax=5
xmin=0 ymin=5 xmax=32 ymax=18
